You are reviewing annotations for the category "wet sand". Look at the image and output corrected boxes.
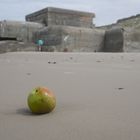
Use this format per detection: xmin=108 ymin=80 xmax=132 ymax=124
xmin=0 ymin=52 xmax=140 ymax=140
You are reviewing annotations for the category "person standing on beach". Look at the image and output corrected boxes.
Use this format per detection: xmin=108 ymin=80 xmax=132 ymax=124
xmin=37 ymin=39 xmax=44 ymax=51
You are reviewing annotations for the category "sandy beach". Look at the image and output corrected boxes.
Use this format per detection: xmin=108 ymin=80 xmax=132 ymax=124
xmin=0 ymin=52 xmax=140 ymax=140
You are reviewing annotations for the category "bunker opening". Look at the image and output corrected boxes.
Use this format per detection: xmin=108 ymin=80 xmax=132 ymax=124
xmin=0 ymin=37 xmax=17 ymax=41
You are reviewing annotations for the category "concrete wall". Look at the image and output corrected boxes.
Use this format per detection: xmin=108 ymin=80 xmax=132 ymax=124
xmin=0 ymin=20 xmax=44 ymax=42
xmin=123 ymin=27 xmax=140 ymax=52
xmin=117 ymin=15 xmax=140 ymax=52
xmin=103 ymin=28 xmax=124 ymax=52
xmin=0 ymin=41 xmax=37 ymax=53
xmin=26 ymin=7 xmax=95 ymax=28
xmin=98 ymin=14 xmax=140 ymax=52
xmin=33 ymin=25 xmax=105 ymax=52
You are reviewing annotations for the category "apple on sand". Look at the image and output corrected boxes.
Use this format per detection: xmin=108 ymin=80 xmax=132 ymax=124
xmin=27 ymin=87 xmax=56 ymax=114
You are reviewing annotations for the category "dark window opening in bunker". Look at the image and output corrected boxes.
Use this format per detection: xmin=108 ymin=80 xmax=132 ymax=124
xmin=0 ymin=37 xmax=17 ymax=41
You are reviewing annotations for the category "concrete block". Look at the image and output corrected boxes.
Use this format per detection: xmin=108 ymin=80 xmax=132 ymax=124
xmin=26 ymin=7 xmax=95 ymax=28
xmin=103 ymin=27 xmax=124 ymax=52
xmin=0 ymin=20 xmax=44 ymax=42
xmin=124 ymin=27 xmax=140 ymax=52
xmin=33 ymin=25 xmax=105 ymax=52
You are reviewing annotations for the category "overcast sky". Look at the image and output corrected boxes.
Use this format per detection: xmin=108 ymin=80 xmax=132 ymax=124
xmin=0 ymin=0 xmax=140 ymax=26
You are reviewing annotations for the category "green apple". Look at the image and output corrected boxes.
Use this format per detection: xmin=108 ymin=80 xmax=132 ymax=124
xmin=27 ymin=87 xmax=56 ymax=114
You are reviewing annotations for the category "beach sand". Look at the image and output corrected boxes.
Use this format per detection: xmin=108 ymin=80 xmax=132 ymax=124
xmin=0 ymin=52 xmax=140 ymax=140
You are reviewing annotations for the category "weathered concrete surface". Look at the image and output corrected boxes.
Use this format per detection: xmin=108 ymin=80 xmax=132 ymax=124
xmin=0 ymin=41 xmax=37 ymax=53
xmin=101 ymin=26 xmax=140 ymax=52
xmin=123 ymin=27 xmax=140 ymax=52
xmin=33 ymin=25 xmax=105 ymax=52
xmin=98 ymin=14 xmax=140 ymax=52
xmin=26 ymin=7 xmax=95 ymax=28
xmin=103 ymin=28 xmax=124 ymax=52
xmin=0 ymin=20 xmax=44 ymax=42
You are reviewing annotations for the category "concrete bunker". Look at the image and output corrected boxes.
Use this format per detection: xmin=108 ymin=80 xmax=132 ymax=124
xmin=33 ymin=25 xmax=105 ymax=52
xmin=0 ymin=37 xmax=17 ymax=41
xmin=26 ymin=7 xmax=95 ymax=28
xmin=0 ymin=20 xmax=44 ymax=42
xmin=0 ymin=7 xmax=131 ymax=53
